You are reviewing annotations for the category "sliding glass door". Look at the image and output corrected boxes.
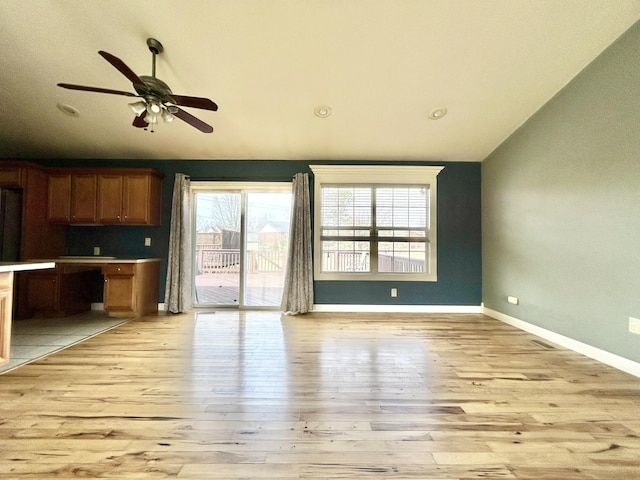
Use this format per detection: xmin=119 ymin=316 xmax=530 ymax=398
xmin=191 ymin=183 xmax=292 ymax=308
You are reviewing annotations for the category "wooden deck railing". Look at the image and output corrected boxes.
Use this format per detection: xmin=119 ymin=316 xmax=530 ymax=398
xmin=196 ymin=246 xmax=286 ymax=274
xmin=196 ymin=248 xmax=424 ymax=275
xmin=322 ymin=251 xmax=425 ymax=273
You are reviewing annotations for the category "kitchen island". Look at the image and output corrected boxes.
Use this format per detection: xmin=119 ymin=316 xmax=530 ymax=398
xmin=1 ymin=261 xmax=56 ymax=366
xmin=25 ymin=257 xmax=161 ymax=319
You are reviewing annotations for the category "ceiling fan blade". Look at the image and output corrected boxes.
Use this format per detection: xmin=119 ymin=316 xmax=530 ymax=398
xmin=98 ymin=50 xmax=146 ymax=89
xmin=133 ymin=111 xmax=147 ymax=128
xmin=171 ymin=94 xmax=218 ymax=111
xmin=57 ymin=83 xmax=138 ymax=97
xmin=173 ymin=108 xmax=214 ymax=133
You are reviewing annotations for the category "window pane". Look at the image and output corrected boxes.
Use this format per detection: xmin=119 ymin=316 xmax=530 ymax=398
xmin=378 ymin=241 xmax=426 ymax=273
xmin=376 ymin=186 xmax=428 ymax=228
xmin=322 ymin=186 xmax=371 ymax=228
xmin=321 ymin=240 xmax=370 ymax=272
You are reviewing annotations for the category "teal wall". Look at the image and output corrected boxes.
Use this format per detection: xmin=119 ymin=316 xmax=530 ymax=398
xmin=482 ymin=21 xmax=640 ymax=362
xmin=37 ymin=159 xmax=481 ymax=307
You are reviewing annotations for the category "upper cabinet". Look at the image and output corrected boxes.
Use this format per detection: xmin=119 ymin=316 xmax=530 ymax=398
xmin=0 ymin=161 xmax=67 ymax=261
xmin=48 ymin=173 xmax=97 ymax=224
xmin=0 ymin=164 xmax=25 ymax=188
xmin=48 ymin=168 xmax=163 ymax=226
xmin=97 ymin=171 xmax=162 ymax=225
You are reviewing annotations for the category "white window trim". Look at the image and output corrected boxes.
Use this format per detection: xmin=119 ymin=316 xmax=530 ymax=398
xmin=310 ymin=165 xmax=444 ymax=282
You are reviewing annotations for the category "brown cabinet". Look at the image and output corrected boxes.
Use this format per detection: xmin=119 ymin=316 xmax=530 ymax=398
xmin=97 ymin=171 xmax=162 ymax=225
xmin=46 ymin=168 xmax=162 ymax=226
xmin=25 ymin=260 xmax=159 ymax=319
xmin=96 ymin=171 xmax=162 ymax=225
xmin=97 ymin=172 xmax=162 ymax=225
xmin=123 ymin=174 xmax=161 ymax=224
xmin=25 ymin=266 xmax=93 ymax=317
xmin=96 ymin=174 xmax=123 ymax=224
xmin=103 ymin=264 xmax=136 ymax=313
xmin=0 ymin=162 xmax=66 ymax=261
xmin=47 ymin=173 xmax=97 ymax=223
xmin=0 ymin=166 xmax=24 ymax=188
xmin=0 ymin=162 xmax=68 ymax=319
xmin=103 ymin=262 xmax=159 ymax=317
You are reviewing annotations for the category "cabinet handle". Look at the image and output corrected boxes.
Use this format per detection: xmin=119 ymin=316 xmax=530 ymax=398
xmin=117 ymin=267 xmax=121 ymax=272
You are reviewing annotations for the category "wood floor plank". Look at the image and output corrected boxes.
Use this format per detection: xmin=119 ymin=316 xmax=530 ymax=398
xmin=1 ymin=311 xmax=639 ymax=479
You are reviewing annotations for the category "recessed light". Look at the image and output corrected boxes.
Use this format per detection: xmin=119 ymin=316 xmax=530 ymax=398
xmin=429 ymin=107 xmax=447 ymax=120
xmin=314 ymin=106 xmax=332 ymax=118
xmin=57 ymin=103 xmax=80 ymax=117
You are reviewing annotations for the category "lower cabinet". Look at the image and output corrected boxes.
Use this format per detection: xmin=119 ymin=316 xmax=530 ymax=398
xmin=104 ymin=262 xmax=160 ymax=317
xmin=26 ymin=267 xmax=93 ymax=317
xmin=26 ymin=261 xmax=159 ymax=318
xmin=103 ymin=264 xmax=136 ymax=313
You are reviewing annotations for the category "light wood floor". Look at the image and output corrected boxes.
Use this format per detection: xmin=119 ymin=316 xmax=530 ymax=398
xmin=1 ymin=311 xmax=639 ymax=479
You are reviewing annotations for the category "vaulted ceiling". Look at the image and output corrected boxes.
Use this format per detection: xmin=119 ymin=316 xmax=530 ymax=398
xmin=1 ymin=1 xmax=639 ymax=161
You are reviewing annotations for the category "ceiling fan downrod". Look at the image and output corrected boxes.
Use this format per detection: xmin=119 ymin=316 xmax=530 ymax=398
xmin=146 ymin=38 xmax=163 ymax=79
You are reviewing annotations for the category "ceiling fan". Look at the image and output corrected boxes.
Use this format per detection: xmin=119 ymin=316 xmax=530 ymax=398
xmin=58 ymin=38 xmax=217 ymax=133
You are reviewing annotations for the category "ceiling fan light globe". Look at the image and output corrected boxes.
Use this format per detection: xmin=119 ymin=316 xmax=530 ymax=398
xmin=147 ymin=102 xmax=162 ymax=115
xmin=144 ymin=113 xmax=158 ymax=124
xmin=161 ymin=110 xmax=175 ymax=123
xmin=128 ymin=101 xmax=147 ymax=116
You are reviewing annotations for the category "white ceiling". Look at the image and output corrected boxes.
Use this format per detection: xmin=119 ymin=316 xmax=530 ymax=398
xmin=1 ymin=1 xmax=639 ymax=162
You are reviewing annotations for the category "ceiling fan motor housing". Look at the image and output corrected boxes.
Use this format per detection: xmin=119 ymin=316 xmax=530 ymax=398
xmin=135 ymin=76 xmax=175 ymax=104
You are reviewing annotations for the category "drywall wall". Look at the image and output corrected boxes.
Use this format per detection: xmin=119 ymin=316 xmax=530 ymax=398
xmin=482 ymin=21 xmax=640 ymax=362
xmin=40 ymin=159 xmax=481 ymax=307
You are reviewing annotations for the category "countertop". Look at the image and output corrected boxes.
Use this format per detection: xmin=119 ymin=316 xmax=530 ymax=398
xmin=30 ymin=257 xmax=161 ymax=264
xmin=0 ymin=262 xmax=56 ymax=273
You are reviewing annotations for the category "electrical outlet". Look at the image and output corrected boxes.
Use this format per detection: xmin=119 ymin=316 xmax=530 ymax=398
xmin=508 ymin=296 xmax=519 ymax=305
xmin=144 ymin=237 xmax=151 ymax=247
xmin=391 ymin=288 xmax=398 ymax=298
xmin=93 ymin=246 xmax=100 ymax=256
xmin=629 ymin=317 xmax=640 ymax=335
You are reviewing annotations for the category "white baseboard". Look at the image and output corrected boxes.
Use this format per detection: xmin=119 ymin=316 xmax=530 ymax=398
xmin=483 ymin=306 xmax=640 ymax=378
xmin=312 ymin=304 xmax=482 ymax=313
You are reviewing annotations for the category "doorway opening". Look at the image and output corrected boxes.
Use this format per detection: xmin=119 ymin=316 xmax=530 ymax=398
xmin=191 ymin=182 xmax=292 ymax=309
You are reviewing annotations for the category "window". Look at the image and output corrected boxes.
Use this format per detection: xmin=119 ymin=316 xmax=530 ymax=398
xmin=311 ymin=165 xmax=444 ymax=281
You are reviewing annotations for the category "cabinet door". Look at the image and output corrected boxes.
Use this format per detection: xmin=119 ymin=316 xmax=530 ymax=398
xmin=26 ymin=271 xmax=60 ymax=313
xmin=123 ymin=174 xmax=162 ymax=225
xmin=0 ymin=167 xmax=24 ymax=188
xmin=70 ymin=174 xmax=97 ymax=223
xmin=104 ymin=265 xmax=136 ymax=312
xmin=47 ymin=174 xmax=71 ymax=223
xmin=122 ymin=174 xmax=151 ymax=224
xmin=97 ymin=174 xmax=123 ymax=224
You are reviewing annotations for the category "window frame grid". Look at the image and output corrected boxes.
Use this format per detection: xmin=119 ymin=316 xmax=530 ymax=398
xmin=311 ymin=165 xmax=443 ymax=282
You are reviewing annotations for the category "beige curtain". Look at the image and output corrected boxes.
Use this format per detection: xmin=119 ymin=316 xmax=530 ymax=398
xmin=281 ymin=173 xmax=314 ymax=314
xmin=164 ymin=173 xmax=192 ymax=313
